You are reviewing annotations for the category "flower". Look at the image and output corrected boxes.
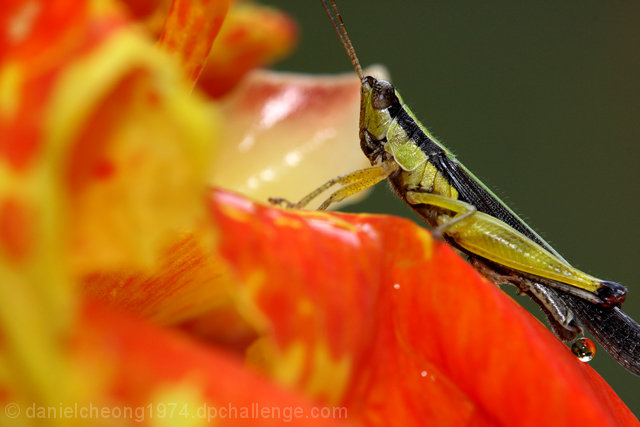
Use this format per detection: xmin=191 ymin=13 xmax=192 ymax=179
xmin=0 ymin=0 xmax=637 ymax=426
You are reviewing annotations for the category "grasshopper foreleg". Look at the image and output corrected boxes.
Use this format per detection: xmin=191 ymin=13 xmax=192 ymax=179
xmin=269 ymin=162 xmax=398 ymax=210
xmin=470 ymin=257 xmax=582 ymax=341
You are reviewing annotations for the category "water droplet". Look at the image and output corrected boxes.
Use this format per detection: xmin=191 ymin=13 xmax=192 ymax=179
xmin=420 ymin=370 xmax=427 ymax=377
xmin=393 ymin=283 xmax=400 ymax=290
xmin=571 ymin=337 xmax=596 ymax=362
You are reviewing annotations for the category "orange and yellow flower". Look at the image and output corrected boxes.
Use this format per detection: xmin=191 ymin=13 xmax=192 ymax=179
xmin=0 ymin=0 xmax=637 ymax=425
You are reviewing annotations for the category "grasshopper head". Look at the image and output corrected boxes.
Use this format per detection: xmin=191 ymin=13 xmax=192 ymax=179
xmin=359 ymin=76 xmax=399 ymax=165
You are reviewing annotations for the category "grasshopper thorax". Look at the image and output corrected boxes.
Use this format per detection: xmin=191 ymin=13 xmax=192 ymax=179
xmin=359 ymin=76 xmax=399 ymax=165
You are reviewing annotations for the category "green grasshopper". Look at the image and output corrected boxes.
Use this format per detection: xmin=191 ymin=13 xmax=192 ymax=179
xmin=270 ymin=0 xmax=639 ymax=376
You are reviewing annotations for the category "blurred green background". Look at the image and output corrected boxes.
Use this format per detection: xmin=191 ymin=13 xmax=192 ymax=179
xmin=270 ymin=0 xmax=640 ymax=415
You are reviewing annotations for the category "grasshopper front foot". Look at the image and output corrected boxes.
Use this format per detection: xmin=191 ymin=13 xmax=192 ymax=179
xmin=268 ymin=197 xmax=298 ymax=209
xmin=269 ymin=164 xmax=396 ymax=211
xmin=429 ymin=225 xmax=446 ymax=242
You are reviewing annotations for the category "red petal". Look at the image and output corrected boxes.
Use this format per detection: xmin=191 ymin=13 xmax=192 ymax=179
xmin=158 ymin=0 xmax=231 ymax=83
xmin=74 ymin=299 xmax=350 ymax=426
xmin=197 ymin=2 xmax=298 ymax=98
xmin=0 ymin=196 xmax=33 ymax=262
xmin=208 ymin=188 xmax=637 ymax=426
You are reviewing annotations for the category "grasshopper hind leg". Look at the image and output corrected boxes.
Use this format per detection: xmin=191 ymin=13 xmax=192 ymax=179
xmin=470 ymin=258 xmax=582 ymax=342
xmin=524 ymin=282 xmax=583 ymax=341
xmin=472 ymin=258 xmax=640 ymax=376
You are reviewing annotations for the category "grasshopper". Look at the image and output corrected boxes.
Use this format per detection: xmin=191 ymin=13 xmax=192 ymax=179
xmin=270 ymin=0 xmax=639 ymax=376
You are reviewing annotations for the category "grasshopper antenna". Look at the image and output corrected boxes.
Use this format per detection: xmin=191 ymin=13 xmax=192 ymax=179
xmin=321 ymin=0 xmax=364 ymax=80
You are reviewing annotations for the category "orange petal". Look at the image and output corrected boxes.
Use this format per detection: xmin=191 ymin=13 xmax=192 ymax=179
xmin=0 ymin=0 xmax=133 ymax=412
xmin=82 ymin=232 xmax=235 ymax=325
xmin=0 ymin=0 xmax=127 ymax=171
xmin=0 ymin=0 xmax=220 ymax=408
xmin=0 ymin=196 xmax=33 ymax=263
xmin=197 ymin=2 xmax=298 ymax=98
xmin=54 ymin=25 xmax=217 ymax=273
xmin=158 ymin=0 xmax=231 ymax=84
xmin=120 ymin=0 xmax=172 ymax=38
xmin=82 ymin=66 xmax=377 ymax=325
xmin=122 ymin=0 xmax=166 ymax=22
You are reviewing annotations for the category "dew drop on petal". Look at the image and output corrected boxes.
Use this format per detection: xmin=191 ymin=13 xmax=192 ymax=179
xmin=571 ymin=337 xmax=596 ymax=362
xmin=393 ymin=283 xmax=400 ymax=290
xmin=420 ymin=370 xmax=427 ymax=377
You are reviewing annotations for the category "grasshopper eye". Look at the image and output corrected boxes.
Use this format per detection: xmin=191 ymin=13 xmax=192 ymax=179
xmin=371 ymin=80 xmax=396 ymax=110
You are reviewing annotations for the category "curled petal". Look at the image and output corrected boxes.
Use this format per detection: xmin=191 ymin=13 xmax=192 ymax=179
xmin=210 ymin=68 xmax=382 ymax=206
